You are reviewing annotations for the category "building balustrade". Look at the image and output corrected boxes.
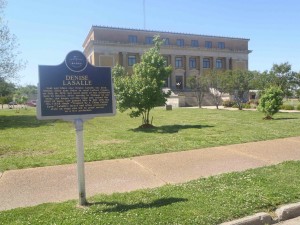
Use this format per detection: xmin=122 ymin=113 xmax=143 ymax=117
xmin=90 ymin=40 xmax=249 ymax=53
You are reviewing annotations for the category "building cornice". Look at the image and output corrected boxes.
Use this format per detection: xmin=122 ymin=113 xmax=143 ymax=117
xmin=91 ymin=25 xmax=250 ymax=41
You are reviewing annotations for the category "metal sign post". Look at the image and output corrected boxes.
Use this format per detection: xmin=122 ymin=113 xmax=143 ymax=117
xmin=37 ymin=50 xmax=116 ymax=206
xmin=74 ymin=118 xmax=87 ymax=205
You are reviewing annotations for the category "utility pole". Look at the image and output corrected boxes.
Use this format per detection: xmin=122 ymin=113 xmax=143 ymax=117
xmin=143 ymin=0 xmax=146 ymax=29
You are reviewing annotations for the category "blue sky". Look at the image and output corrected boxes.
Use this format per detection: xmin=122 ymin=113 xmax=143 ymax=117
xmin=5 ymin=0 xmax=300 ymax=85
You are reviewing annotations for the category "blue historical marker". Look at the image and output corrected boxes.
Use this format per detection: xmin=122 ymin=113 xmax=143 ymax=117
xmin=37 ymin=51 xmax=116 ymax=206
xmin=37 ymin=50 xmax=115 ymax=120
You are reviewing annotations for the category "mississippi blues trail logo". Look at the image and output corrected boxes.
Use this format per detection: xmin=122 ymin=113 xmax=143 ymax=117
xmin=65 ymin=50 xmax=88 ymax=72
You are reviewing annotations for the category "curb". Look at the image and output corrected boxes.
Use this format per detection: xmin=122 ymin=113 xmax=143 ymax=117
xmin=219 ymin=202 xmax=300 ymax=225
xmin=276 ymin=202 xmax=300 ymax=221
xmin=219 ymin=213 xmax=272 ymax=225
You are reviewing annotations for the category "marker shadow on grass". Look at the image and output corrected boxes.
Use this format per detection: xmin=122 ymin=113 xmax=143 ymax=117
xmin=274 ymin=117 xmax=298 ymax=121
xmin=0 ymin=115 xmax=57 ymax=130
xmin=131 ymin=124 xmax=214 ymax=133
xmin=89 ymin=197 xmax=188 ymax=213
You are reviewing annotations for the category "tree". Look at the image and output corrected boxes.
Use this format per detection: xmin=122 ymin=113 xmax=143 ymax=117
xmin=0 ymin=77 xmax=15 ymax=96
xmin=187 ymin=74 xmax=208 ymax=108
xmin=0 ymin=0 xmax=25 ymax=81
xmin=17 ymin=84 xmax=37 ymax=100
xmin=113 ymin=36 xmax=172 ymax=127
xmin=252 ymin=70 xmax=276 ymax=91
xmin=203 ymin=70 xmax=226 ymax=109
xmin=223 ymin=70 xmax=254 ymax=110
xmin=0 ymin=77 xmax=14 ymax=108
xmin=269 ymin=62 xmax=294 ymax=98
xmin=258 ymin=86 xmax=284 ymax=119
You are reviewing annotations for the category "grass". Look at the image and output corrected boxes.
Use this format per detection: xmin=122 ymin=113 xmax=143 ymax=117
xmin=1 ymin=107 xmax=300 ymax=172
xmin=1 ymin=161 xmax=300 ymax=224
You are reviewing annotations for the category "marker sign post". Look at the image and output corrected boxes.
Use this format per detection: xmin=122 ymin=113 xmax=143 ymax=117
xmin=37 ymin=50 xmax=116 ymax=205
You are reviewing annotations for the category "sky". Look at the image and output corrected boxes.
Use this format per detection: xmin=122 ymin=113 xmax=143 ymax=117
xmin=4 ymin=0 xmax=300 ymax=86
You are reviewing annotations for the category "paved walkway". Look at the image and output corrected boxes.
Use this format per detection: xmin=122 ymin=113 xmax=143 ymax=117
xmin=1 ymin=137 xmax=300 ymax=212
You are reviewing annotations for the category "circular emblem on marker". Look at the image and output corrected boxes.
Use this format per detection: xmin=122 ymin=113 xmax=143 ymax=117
xmin=65 ymin=50 xmax=88 ymax=72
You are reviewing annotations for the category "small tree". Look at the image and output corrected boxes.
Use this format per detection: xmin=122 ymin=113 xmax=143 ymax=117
xmin=113 ymin=36 xmax=172 ymax=127
xmin=204 ymin=70 xmax=226 ymax=109
xmin=258 ymin=86 xmax=283 ymax=119
xmin=223 ymin=70 xmax=254 ymax=110
xmin=270 ymin=62 xmax=294 ymax=98
xmin=187 ymin=74 xmax=208 ymax=108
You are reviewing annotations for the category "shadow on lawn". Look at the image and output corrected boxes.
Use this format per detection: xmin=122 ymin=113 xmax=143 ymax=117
xmin=131 ymin=124 xmax=214 ymax=133
xmin=274 ymin=117 xmax=298 ymax=121
xmin=0 ymin=115 xmax=57 ymax=130
xmin=89 ymin=197 xmax=188 ymax=213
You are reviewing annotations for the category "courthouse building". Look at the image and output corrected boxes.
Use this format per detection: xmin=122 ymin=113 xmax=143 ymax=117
xmin=83 ymin=26 xmax=251 ymax=105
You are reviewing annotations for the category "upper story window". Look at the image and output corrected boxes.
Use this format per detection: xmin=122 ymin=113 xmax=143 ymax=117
xmin=189 ymin=57 xmax=196 ymax=69
xmin=176 ymin=39 xmax=184 ymax=47
xmin=216 ymin=59 xmax=223 ymax=69
xmin=203 ymin=58 xmax=211 ymax=68
xmin=164 ymin=38 xmax=170 ymax=45
xmin=218 ymin=42 xmax=225 ymax=49
xmin=128 ymin=55 xmax=136 ymax=66
xmin=128 ymin=35 xmax=138 ymax=43
xmin=175 ymin=57 xmax=183 ymax=68
xmin=191 ymin=40 xmax=199 ymax=47
xmin=205 ymin=41 xmax=212 ymax=48
xmin=145 ymin=36 xmax=153 ymax=45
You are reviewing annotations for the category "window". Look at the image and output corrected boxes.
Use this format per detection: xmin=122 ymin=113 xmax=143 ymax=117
xmin=205 ymin=41 xmax=212 ymax=48
xmin=218 ymin=42 xmax=225 ymax=49
xmin=176 ymin=39 xmax=184 ymax=47
xmin=145 ymin=36 xmax=153 ymax=45
xmin=164 ymin=38 xmax=170 ymax=45
xmin=191 ymin=40 xmax=199 ymax=47
xmin=175 ymin=57 xmax=183 ymax=68
xmin=203 ymin=58 xmax=211 ymax=68
xmin=128 ymin=55 xmax=136 ymax=66
xmin=189 ymin=57 xmax=196 ymax=69
xmin=128 ymin=35 xmax=137 ymax=43
xmin=216 ymin=59 xmax=223 ymax=69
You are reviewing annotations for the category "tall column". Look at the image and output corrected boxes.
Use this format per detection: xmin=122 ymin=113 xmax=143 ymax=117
xmin=170 ymin=55 xmax=175 ymax=88
xmin=212 ymin=57 xmax=216 ymax=70
xmin=199 ymin=56 xmax=203 ymax=75
xmin=122 ymin=52 xmax=127 ymax=67
xmin=226 ymin=57 xmax=230 ymax=70
xmin=185 ymin=56 xmax=189 ymax=89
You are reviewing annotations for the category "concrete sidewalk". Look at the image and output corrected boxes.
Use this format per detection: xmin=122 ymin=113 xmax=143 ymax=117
xmin=1 ymin=136 xmax=300 ymax=211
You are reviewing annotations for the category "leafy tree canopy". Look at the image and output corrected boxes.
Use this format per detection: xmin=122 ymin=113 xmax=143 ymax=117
xmin=113 ymin=36 xmax=172 ymax=127
xmin=187 ymin=74 xmax=208 ymax=108
xmin=258 ymin=86 xmax=284 ymax=119
xmin=223 ymin=70 xmax=255 ymax=110
xmin=0 ymin=0 xmax=25 ymax=81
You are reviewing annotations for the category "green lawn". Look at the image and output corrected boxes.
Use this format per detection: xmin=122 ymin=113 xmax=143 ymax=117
xmin=1 ymin=161 xmax=300 ymax=225
xmin=1 ymin=107 xmax=300 ymax=172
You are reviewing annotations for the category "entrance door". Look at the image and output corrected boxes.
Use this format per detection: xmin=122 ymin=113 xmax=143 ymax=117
xmin=176 ymin=76 xmax=183 ymax=90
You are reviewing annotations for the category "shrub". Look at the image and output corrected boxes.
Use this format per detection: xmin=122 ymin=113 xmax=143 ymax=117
xmin=223 ymin=100 xmax=235 ymax=107
xmin=243 ymin=103 xmax=251 ymax=109
xmin=280 ymin=105 xmax=295 ymax=110
xmin=258 ymin=86 xmax=284 ymax=119
xmin=297 ymin=105 xmax=300 ymax=110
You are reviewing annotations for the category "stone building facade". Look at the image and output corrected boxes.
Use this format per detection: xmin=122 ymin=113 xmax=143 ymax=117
xmin=83 ymin=26 xmax=251 ymax=106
